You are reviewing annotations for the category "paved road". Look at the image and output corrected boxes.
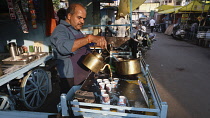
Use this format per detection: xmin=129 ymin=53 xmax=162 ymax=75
xmin=144 ymin=32 xmax=210 ymax=118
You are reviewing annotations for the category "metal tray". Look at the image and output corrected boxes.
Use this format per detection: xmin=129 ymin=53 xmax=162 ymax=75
xmin=2 ymin=55 xmax=36 ymax=65
xmin=21 ymin=52 xmax=48 ymax=59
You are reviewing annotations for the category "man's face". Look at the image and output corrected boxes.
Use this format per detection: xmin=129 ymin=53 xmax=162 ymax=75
xmin=68 ymin=6 xmax=86 ymax=30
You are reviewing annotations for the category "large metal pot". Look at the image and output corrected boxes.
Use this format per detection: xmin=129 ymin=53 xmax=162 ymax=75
xmin=82 ymin=52 xmax=105 ymax=73
xmin=115 ymin=58 xmax=141 ymax=75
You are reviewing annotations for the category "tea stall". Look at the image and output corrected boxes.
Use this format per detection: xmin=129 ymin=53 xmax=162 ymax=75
xmin=57 ymin=37 xmax=168 ymax=118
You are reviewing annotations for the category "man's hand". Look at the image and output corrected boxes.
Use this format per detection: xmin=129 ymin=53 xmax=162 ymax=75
xmin=88 ymin=35 xmax=107 ymax=49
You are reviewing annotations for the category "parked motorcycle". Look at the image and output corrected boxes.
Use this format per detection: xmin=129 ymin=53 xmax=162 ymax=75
xmin=154 ymin=24 xmax=162 ymax=33
xmin=132 ymin=30 xmax=156 ymax=57
xmin=172 ymin=24 xmax=186 ymax=40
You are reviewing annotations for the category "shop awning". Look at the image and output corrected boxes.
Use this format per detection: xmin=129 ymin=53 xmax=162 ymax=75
xmin=176 ymin=1 xmax=210 ymax=13
xmin=118 ymin=0 xmax=146 ymax=17
xmin=155 ymin=5 xmax=181 ymax=12
xmin=158 ymin=7 xmax=182 ymax=14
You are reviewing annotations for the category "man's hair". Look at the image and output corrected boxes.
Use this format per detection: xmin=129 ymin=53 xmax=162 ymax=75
xmin=107 ymin=21 xmax=112 ymax=24
xmin=57 ymin=8 xmax=66 ymax=20
xmin=66 ymin=3 xmax=86 ymax=16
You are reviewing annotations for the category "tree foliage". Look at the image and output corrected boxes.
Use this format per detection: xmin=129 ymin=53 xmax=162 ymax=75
xmin=53 ymin=0 xmax=60 ymax=11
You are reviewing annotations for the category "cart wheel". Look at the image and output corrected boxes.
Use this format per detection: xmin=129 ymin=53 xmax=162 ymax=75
xmin=20 ymin=68 xmax=49 ymax=110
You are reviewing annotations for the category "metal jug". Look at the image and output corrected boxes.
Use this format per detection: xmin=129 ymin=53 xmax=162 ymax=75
xmin=82 ymin=51 xmax=105 ymax=73
xmin=82 ymin=48 xmax=112 ymax=78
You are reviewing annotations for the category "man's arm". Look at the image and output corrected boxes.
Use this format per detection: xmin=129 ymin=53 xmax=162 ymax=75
xmin=51 ymin=26 xmax=107 ymax=53
xmin=108 ymin=27 xmax=117 ymax=35
xmin=71 ymin=35 xmax=107 ymax=52
xmin=50 ymin=29 xmax=75 ymax=55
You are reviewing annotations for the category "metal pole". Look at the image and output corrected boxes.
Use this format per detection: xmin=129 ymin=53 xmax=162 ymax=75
xmin=173 ymin=0 xmax=176 ymax=24
xmin=130 ymin=0 xmax=132 ymax=37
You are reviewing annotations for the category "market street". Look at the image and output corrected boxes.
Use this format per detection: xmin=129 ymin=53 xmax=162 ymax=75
xmin=144 ymin=32 xmax=210 ymax=118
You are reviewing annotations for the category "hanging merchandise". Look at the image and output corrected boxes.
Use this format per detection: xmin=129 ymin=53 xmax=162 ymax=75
xmin=33 ymin=0 xmax=40 ymax=13
xmin=14 ymin=3 xmax=29 ymax=33
xmin=21 ymin=0 xmax=29 ymax=22
xmin=21 ymin=0 xmax=29 ymax=12
xmin=29 ymin=0 xmax=37 ymax=29
xmin=181 ymin=14 xmax=188 ymax=22
xmin=197 ymin=16 xmax=204 ymax=22
xmin=6 ymin=0 xmax=16 ymax=19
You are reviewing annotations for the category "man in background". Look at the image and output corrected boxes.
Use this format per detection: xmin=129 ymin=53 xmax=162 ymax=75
xmin=105 ymin=21 xmax=117 ymax=37
xmin=149 ymin=18 xmax=156 ymax=33
xmin=115 ymin=13 xmax=129 ymax=37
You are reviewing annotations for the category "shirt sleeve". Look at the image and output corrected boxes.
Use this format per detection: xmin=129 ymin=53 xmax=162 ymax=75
xmin=51 ymin=26 xmax=75 ymax=55
xmin=126 ymin=19 xmax=129 ymax=24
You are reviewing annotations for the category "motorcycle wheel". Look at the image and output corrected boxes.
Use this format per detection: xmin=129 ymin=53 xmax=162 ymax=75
xmin=158 ymin=27 xmax=162 ymax=33
xmin=171 ymin=31 xmax=176 ymax=38
xmin=180 ymin=35 xmax=185 ymax=39
xmin=138 ymin=47 xmax=147 ymax=58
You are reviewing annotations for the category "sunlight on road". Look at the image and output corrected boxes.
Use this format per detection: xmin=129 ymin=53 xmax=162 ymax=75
xmin=153 ymin=78 xmax=191 ymax=117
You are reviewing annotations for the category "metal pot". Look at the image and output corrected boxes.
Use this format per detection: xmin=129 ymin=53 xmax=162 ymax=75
xmin=115 ymin=58 xmax=141 ymax=75
xmin=82 ymin=52 xmax=105 ymax=73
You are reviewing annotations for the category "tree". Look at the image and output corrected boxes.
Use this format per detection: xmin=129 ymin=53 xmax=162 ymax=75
xmin=52 ymin=0 xmax=60 ymax=11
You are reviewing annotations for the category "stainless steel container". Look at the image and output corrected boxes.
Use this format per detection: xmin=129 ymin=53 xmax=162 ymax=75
xmin=8 ymin=42 xmax=18 ymax=60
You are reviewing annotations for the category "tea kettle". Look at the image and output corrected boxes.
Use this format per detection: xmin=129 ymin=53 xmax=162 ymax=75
xmin=82 ymin=49 xmax=112 ymax=78
xmin=82 ymin=51 xmax=104 ymax=73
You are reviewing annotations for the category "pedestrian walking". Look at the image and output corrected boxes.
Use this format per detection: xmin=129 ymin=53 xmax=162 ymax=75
xmin=149 ymin=18 xmax=156 ymax=33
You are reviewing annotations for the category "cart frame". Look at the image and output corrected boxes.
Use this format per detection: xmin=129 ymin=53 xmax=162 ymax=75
xmin=0 ymin=54 xmax=53 ymax=110
xmin=58 ymin=57 xmax=168 ymax=118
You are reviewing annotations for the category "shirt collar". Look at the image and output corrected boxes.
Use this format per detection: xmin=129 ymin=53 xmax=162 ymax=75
xmin=60 ymin=20 xmax=70 ymax=26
